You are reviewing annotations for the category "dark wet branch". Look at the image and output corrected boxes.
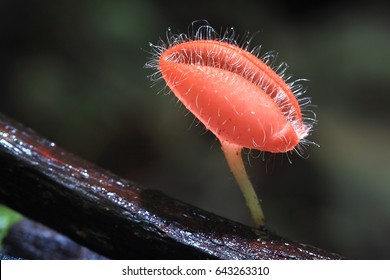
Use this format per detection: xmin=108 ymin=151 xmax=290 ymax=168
xmin=0 ymin=113 xmax=341 ymax=259
xmin=2 ymin=218 xmax=107 ymax=260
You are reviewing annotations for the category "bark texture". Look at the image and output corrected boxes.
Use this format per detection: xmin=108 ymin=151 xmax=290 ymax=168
xmin=0 ymin=113 xmax=341 ymax=259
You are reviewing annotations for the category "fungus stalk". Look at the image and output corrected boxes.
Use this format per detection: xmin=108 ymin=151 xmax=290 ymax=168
xmin=221 ymin=141 xmax=265 ymax=227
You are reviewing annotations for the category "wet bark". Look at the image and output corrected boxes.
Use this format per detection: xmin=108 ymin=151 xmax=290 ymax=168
xmin=0 ymin=113 xmax=342 ymax=259
xmin=2 ymin=218 xmax=107 ymax=260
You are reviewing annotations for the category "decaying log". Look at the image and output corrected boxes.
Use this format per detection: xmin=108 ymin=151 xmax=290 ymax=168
xmin=0 ymin=113 xmax=342 ymax=259
xmin=2 ymin=218 xmax=107 ymax=260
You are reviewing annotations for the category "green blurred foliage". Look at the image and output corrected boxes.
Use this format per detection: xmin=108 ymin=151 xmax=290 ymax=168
xmin=0 ymin=206 xmax=22 ymax=248
xmin=1 ymin=0 xmax=389 ymax=259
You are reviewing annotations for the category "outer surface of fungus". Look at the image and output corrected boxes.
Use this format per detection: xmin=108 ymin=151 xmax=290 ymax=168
xmin=159 ymin=40 xmax=309 ymax=153
xmin=148 ymin=24 xmax=314 ymax=153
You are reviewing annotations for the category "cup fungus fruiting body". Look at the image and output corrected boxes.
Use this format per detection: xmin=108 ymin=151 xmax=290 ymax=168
xmin=147 ymin=23 xmax=315 ymax=227
xmin=158 ymin=40 xmax=310 ymax=153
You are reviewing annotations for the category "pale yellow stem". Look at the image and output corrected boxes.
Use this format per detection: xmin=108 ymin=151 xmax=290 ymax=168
xmin=221 ymin=141 xmax=265 ymax=227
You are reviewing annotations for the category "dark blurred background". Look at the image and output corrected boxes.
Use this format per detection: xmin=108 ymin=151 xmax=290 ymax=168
xmin=1 ymin=0 xmax=389 ymax=259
